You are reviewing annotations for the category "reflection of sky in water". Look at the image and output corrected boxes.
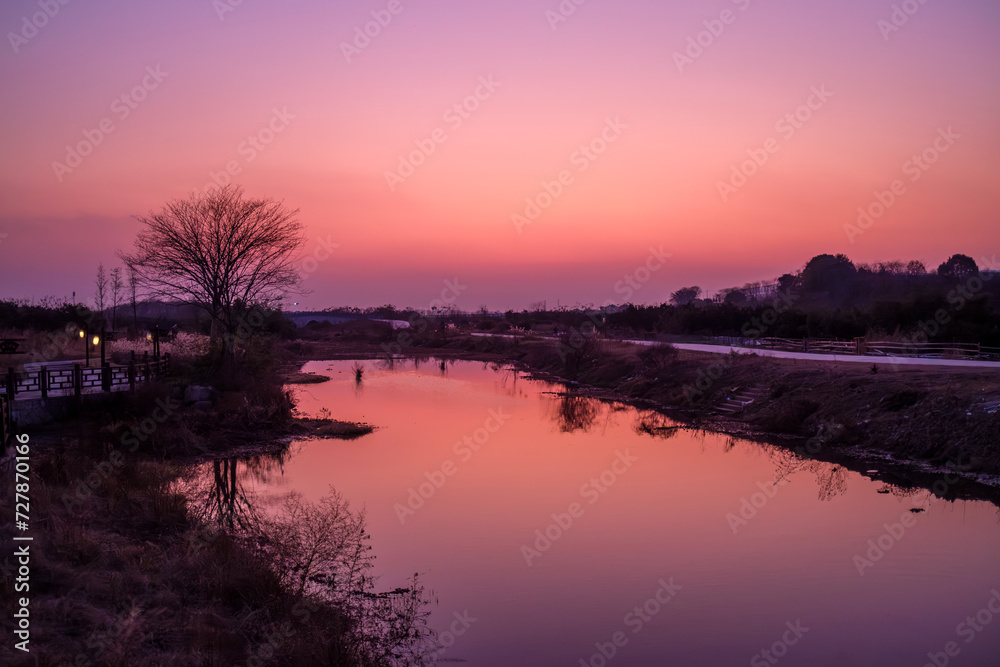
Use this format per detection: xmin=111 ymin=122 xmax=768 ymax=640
xmin=189 ymin=359 xmax=1000 ymax=667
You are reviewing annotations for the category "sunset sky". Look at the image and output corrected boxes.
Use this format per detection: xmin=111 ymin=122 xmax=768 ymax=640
xmin=1 ymin=0 xmax=998 ymax=310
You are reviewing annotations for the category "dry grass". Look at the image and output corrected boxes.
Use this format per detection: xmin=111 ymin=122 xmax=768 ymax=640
xmin=0 ymin=336 xmax=408 ymax=666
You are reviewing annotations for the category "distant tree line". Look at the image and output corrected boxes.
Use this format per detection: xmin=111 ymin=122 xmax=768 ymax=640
xmin=608 ymin=253 xmax=999 ymax=344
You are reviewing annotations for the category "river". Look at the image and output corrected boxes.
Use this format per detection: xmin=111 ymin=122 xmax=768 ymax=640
xmin=191 ymin=358 xmax=1000 ymax=666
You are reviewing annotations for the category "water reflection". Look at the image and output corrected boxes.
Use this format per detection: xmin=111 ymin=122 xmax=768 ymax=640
xmin=183 ymin=453 xmax=287 ymax=530
xmin=201 ymin=359 xmax=1000 ymax=666
xmin=182 ymin=453 xmax=439 ymax=664
xmin=552 ymin=393 xmax=599 ymax=433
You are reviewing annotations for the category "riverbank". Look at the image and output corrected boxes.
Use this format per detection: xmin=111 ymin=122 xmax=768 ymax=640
xmin=0 ymin=342 xmax=413 ymax=666
xmin=286 ymin=324 xmax=1000 ymax=501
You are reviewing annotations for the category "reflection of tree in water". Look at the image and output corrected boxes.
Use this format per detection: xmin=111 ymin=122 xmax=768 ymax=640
xmin=184 ymin=451 xmax=289 ymax=531
xmin=876 ymin=483 xmax=922 ymax=500
xmin=766 ymin=446 xmax=849 ymax=501
xmin=553 ymin=393 xmax=599 ymax=433
xmin=633 ymin=410 xmax=680 ymax=441
xmin=253 ymin=487 xmax=438 ymax=664
xmin=812 ymin=464 xmax=849 ymax=501
xmin=496 ymin=365 xmax=525 ymax=398
xmin=183 ymin=457 xmax=438 ymax=663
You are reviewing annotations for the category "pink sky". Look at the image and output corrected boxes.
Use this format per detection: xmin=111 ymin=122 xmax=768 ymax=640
xmin=1 ymin=0 xmax=998 ymax=310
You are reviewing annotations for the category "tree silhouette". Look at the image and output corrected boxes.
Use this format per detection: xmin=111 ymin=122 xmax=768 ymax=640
xmin=119 ymin=185 xmax=306 ymax=355
xmin=670 ymin=286 xmax=701 ymax=306
xmin=801 ymin=254 xmax=856 ymax=292
xmin=937 ymin=254 xmax=978 ymax=280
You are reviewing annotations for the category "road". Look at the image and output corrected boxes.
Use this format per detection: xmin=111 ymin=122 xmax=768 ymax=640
xmin=634 ymin=341 xmax=1000 ymax=369
xmin=470 ymin=333 xmax=999 ymax=369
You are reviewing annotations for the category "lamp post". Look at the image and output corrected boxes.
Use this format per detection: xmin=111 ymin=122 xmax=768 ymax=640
xmin=151 ymin=325 xmax=161 ymax=360
xmin=79 ymin=328 xmax=87 ymax=366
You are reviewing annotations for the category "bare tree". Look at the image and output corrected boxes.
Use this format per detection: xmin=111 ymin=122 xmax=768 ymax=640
xmin=110 ymin=266 xmax=123 ymax=331
xmin=118 ymin=185 xmax=307 ymax=355
xmin=94 ymin=262 xmax=108 ymax=326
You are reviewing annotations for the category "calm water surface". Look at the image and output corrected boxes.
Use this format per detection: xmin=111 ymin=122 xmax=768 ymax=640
xmin=200 ymin=359 xmax=1000 ymax=666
